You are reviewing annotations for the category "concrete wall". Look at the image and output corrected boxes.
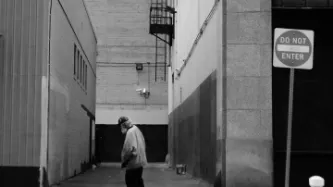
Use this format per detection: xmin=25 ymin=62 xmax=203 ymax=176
xmin=97 ymin=105 xmax=167 ymax=125
xmin=168 ymin=0 xmax=221 ymax=183
xmin=224 ymin=0 xmax=272 ymax=186
xmin=169 ymin=71 xmax=217 ymax=183
xmin=48 ymin=0 xmax=97 ymax=184
xmin=84 ymin=0 xmax=168 ymax=125
xmin=171 ymin=0 xmax=218 ymax=109
xmin=169 ymin=0 xmax=273 ymax=186
xmin=59 ymin=0 xmax=97 ymax=76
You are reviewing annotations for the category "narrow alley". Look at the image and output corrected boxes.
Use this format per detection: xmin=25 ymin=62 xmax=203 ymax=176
xmin=55 ymin=165 xmax=211 ymax=187
xmin=1 ymin=0 xmax=332 ymax=186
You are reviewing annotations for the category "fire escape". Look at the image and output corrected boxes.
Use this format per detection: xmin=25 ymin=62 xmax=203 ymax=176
xmin=149 ymin=0 xmax=176 ymax=81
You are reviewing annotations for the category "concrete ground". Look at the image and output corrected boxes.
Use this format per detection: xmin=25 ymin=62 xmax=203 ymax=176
xmin=55 ymin=164 xmax=211 ymax=187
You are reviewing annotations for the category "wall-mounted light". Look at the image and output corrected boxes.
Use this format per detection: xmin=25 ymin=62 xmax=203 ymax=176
xmin=136 ymin=63 xmax=143 ymax=71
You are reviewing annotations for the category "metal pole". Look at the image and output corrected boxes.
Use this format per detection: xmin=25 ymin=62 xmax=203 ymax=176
xmin=148 ymin=62 xmax=150 ymax=91
xmin=284 ymin=68 xmax=295 ymax=187
xmin=164 ymin=35 xmax=167 ymax=81
xmin=155 ymin=36 xmax=158 ymax=81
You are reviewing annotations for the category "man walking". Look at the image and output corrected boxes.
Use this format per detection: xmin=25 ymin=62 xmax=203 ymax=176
xmin=118 ymin=116 xmax=147 ymax=187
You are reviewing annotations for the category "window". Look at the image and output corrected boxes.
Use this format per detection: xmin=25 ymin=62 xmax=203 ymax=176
xmin=83 ymin=61 xmax=86 ymax=89
xmin=80 ymin=55 xmax=83 ymax=85
xmin=74 ymin=44 xmax=77 ymax=78
xmin=79 ymin=54 xmax=82 ymax=83
xmin=82 ymin=57 xmax=84 ymax=85
xmin=73 ymin=43 xmax=88 ymax=93
xmin=172 ymin=72 xmax=174 ymax=84
xmin=85 ymin=63 xmax=87 ymax=91
xmin=0 ymin=35 xmax=4 ymax=66
xmin=76 ymin=50 xmax=80 ymax=80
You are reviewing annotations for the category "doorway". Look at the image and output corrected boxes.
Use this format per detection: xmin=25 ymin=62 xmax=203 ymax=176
xmin=272 ymin=9 xmax=333 ymax=187
xmin=95 ymin=124 xmax=168 ymax=163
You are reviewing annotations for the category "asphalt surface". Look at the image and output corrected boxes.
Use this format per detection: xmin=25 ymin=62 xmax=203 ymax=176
xmin=56 ymin=165 xmax=211 ymax=187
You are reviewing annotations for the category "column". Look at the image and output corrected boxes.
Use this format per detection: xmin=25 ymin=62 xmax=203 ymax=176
xmin=224 ymin=0 xmax=272 ymax=186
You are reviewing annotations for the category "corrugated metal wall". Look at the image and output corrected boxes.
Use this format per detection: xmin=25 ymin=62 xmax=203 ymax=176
xmin=169 ymin=71 xmax=217 ymax=183
xmin=0 ymin=0 xmax=46 ymax=167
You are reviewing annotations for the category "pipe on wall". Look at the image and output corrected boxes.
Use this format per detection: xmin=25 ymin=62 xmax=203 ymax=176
xmin=39 ymin=0 xmax=53 ymax=186
xmin=176 ymin=0 xmax=220 ymax=77
xmin=220 ymin=0 xmax=227 ymax=186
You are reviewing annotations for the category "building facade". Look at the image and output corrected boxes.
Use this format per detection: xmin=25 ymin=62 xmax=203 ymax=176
xmin=169 ymin=0 xmax=332 ymax=187
xmin=85 ymin=0 xmax=169 ymax=163
xmin=169 ymin=0 xmax=272 ymax=186
xmin=0 ymin=0 xmax=97 ymax=186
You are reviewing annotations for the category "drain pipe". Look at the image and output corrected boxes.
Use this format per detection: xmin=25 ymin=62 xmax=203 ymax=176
xmin=39 ymin=0 xmax=52 ymax=186
xmin=220 ymin=0 xmax=227 ymax=187
xmin=176 ymin=0 xmax=220 ymax=77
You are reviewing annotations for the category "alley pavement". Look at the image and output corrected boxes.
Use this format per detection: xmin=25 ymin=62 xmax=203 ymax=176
xmin=56 ymin=164 xmax=211 ymax=187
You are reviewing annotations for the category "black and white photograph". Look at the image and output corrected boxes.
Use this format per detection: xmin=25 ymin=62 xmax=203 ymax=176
xmin=0 ymin=0 xmax=331 ymax=187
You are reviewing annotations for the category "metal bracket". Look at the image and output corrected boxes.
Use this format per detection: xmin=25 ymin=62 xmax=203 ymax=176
xmin=152 ymin=33 xmax=172 ymax=46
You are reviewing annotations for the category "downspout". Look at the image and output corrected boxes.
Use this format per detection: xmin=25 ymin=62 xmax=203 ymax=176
xmin=176 ymin=0 xmax=220 ymax=77
xmin=47 ymin=0 xmax=52 ymax=170
xmin=39 ymin=0 xmax=52 ymax=186
xmin=221 ymin=0 xmax=227 ymax=186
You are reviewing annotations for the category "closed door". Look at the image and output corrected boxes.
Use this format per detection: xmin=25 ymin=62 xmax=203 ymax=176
xmin=272 ymin=9 xmax=333 ymax=187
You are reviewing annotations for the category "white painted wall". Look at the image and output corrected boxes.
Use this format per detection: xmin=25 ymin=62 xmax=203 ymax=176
xmin=171 ymin=0 xmax=220 ymax=109
xmin=96 ymin=105 xmax=168 ymax=125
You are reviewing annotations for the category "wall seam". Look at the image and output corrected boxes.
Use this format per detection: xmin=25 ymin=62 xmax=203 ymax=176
xmin=39 ymin=0 xmax=52 ymax=186
xmin=221 ymin=0 xmax=227 ymax=186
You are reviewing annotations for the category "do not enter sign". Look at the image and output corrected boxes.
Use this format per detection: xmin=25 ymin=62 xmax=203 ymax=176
xmin=273 ymin=28 xmax=314 ymax=70
xmin=274 ymin=28 xmax=315 ymax=187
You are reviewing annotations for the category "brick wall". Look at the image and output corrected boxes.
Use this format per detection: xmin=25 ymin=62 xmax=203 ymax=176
xmin=97 ymin=64 xmax=167 ymax=105
xmin=84 ymin=0 xmax=168 ymax=123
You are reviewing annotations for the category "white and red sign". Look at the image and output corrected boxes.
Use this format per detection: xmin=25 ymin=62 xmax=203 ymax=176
xmin=273 ymin=28 xmax=314 ymax=70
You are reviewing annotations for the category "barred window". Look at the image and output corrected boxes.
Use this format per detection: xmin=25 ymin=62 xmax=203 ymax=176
xmin=73 ymin=43 xmax=89 ymax=93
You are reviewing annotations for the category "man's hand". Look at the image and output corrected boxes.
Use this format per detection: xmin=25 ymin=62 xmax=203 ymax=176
xmin=121 ymin=146 xmax=137 ymax=169
xmin=121 ymin=162 xmax=127 ymax=169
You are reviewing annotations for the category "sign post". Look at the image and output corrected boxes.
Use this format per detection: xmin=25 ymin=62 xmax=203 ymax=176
xmin=285 ymin=68 xmax=294 ymax=187
xmin=273 ymin=28 xmax=314 ymax=187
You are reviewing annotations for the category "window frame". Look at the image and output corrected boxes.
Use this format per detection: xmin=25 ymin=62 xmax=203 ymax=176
xmin=74 ymin=44 xmax=77 ymax=79
xmin=85 ymin=63 xmax=87 ymax=91
xmin=76 ymin=50 xmax=80 ymax=80
xmin=73 ymin=43 xmax=89 ymax=93
xmin=0 ymin=35 xmax=4 ymax=68
xmin=80 ymin=55 xmax=83 ymax=85
xmin=79 ymin=54 xmax=82 ymax=83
